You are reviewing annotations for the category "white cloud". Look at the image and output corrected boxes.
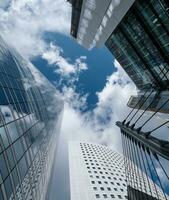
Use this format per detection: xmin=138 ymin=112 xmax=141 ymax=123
xmin=60 ymin=60 xmax=137 ymax=153
xmin=75 ymin=56 xmax=88 ymax=71
xmin=42 ymin=42 xmax=88 ymax=77
xmin=0 ymin=0 xmax=88 ymax=84
xmin=42 ymin=43 xmax=62 ymax=65
xmin=0 ymin=0 xmax=71 ymax=58
xmin=61 ymin=86 xmax=88 ymax=111
xmin=93 ymin=60 xmax=136 ymax=124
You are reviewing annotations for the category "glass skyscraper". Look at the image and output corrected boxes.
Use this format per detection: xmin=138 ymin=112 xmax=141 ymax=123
xmin=106 ymin=0 xmax=169 ymax=90
xmin=105 ymin=0 xmax=169 ymax=113
xmin=0 ymin=35 xmax=63 ymax=200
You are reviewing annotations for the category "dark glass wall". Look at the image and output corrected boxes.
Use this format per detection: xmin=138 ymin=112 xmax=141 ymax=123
xmin=0 ymin=35 xmax=63 ymax=200
xmin=105 ymin=0 xmax=169 ymax=91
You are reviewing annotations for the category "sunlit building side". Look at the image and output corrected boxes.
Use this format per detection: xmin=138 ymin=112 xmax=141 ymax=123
xmin=0 ymin=35 xmax=63 ymax=200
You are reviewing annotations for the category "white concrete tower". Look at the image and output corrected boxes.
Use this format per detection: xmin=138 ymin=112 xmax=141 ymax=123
xmin=69 ymin=142 xmax=128 ymax=200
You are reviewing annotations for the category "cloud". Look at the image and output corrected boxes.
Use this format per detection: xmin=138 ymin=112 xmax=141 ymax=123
xmin=93 ymin=60 xmax=136 ymax=126
xmin=42 ymin=43 xmax=63 ymax=65
xmin=0 ymin=0 xmax=88 ymax=87
xmin=0 ymin=0 xmax=11 ymax=9
xmin=42 ymin=43 xmax=88 ymax=77
xmin=0 ymin=0 xmax=71 ymax=58
xmin=60 ymin=59 xmax=136 ymax=152
xmin=61 ymin=86 xmax=88 ymax=111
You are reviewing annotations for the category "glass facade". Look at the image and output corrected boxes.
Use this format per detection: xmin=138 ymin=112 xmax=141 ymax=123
xmin=0 ymin=35 xmax=63 ymax=200
xmin=105 ymin=0 xmax=169 ymax=91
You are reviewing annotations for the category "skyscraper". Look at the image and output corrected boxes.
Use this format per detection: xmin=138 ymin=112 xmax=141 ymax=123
xmin=69 ymin=142 xmax=167 ymax=200
xmin=105 ymin=0 xmax=169 ymax=113
xmin=69 ymin=0 xmax=169 ymax=114
xmin=0 ymin=35 xmax=63 ymax=200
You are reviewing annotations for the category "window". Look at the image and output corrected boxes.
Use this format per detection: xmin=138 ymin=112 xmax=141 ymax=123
xmin=4 ymin=175 xmax=13 ymax=199
xmin=0 ymin=153 xmax=8 ymax=180
xmin=6 ymin=147 xmax=15 ymax=170
xmin=0 ymin=126 xmax=9 ymax=149
xmin=95 ymin=194 xmax=100 ymax=198
xmin=13 ymin=139 xmax=24 ymax=161
xmin=93 ymin=187 xmax=97 ymax=191
xmin=103 ymin=194 xmax=108 ymax=198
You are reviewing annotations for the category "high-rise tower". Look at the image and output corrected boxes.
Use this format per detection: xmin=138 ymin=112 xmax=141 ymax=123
xmin=0 ymin=35 xmax=63 ymax=200
xmin=69 ymin=142 xmax=167 ymax=200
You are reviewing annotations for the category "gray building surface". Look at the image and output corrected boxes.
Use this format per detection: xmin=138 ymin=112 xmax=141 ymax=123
xmin=0 ymin=35 xmax=63 ymax=200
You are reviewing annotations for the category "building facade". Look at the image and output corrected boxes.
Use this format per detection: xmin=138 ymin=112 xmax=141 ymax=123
xmin=69 ymin=142 xmax=167 ymax=200
xmin=68 ymin=0 xmax=135 ymax=49
xmin=0 ymin=35 xmax=63 ymax=200
xmin=105 ymin=0 xmax=169 ymax=91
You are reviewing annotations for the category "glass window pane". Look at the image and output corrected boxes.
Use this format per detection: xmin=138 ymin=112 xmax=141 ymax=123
xmin=0 ymin=153 xmax=8 ymax=180
xmin=4 ymin=176 xmax=13 ymax=200
xmin=0 ymin=126 xmax=9 ymax=149
xmin=13 ymin=139 xmax=24 ymax=161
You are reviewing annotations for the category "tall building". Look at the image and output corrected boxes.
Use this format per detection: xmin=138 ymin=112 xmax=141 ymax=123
xmin=69 ymin=0 xmax=169 ymax=113
xmin=105 ymin=0 xmax=169 ymax=113
xmin=0 ymin=35 xmax=63 ymax=200
xmin=69 ymin=142 xmax=167 ymax=200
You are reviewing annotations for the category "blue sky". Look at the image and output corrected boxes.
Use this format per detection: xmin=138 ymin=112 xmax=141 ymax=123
xmin=32 ymin=32 xmax=115 ymax=111
xmin=0 ymin=0 xmax=168 ymax=199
